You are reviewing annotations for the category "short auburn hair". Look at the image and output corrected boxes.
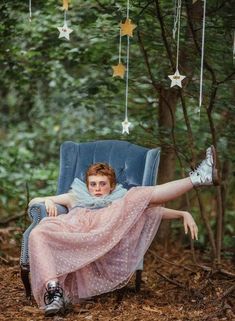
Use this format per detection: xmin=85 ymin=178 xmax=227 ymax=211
xmin=86 ymin=163 xmax=116 ymax=188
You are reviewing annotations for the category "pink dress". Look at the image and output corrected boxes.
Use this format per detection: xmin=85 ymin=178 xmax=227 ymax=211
xmin=29 ymin=187 xmax=163 ymax=307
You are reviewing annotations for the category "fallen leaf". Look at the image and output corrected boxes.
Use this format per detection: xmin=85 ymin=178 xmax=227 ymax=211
xmin=142 ymin=305 xmax=162 ymax=313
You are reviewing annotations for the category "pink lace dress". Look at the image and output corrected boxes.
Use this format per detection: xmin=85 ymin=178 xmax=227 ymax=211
xmin=29 ymin=186 xmax=163 ymax=307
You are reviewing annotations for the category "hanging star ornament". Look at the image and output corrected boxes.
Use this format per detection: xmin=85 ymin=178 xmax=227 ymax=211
xmin=120 ymin=19 xmax=137 ymax=37
xmin=62 ymin=0 xmax=69 ymax=11
xmin=57 ymin=23 xmax=73 ymax=40
xmin=168 ymin=69 xmax=186 ymax=88
xmin=112 ymin=63 xmax=126 ymax=78
xmin=122 ymin=118 xmax=131 ymax=134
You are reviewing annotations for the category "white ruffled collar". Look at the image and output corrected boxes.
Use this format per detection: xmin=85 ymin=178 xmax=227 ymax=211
xmin=69 ymin=177 xmax=127 ymax=209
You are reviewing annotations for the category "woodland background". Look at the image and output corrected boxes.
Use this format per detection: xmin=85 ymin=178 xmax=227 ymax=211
xmin=0 ymin=0 xmax=235 ymax=320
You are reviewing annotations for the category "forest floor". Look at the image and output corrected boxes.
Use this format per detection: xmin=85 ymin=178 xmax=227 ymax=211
xmin=0 ymin=226 xmax=235 ymax=321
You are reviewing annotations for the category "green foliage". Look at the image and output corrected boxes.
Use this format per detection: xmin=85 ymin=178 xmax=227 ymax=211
xmin=0 ymin=123 xmax=59 ymax=216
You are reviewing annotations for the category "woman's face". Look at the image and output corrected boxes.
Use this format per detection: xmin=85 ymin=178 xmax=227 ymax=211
xmin=87 ymin=175 xmax=113 ymax=197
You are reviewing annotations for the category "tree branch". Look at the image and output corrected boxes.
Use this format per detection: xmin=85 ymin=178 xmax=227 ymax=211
xmin=154 ymin=0 xmax=175 ymax=70
xmin=185 ymin=0 xmax=217 ymax=83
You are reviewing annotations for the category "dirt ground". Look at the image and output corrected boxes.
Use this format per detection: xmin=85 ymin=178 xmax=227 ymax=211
xmin=0 ymin=227 xmax=234 ymax=321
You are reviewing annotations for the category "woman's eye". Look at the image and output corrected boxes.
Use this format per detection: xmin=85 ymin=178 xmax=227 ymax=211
xmin=100 ymin=182 xmax=107 ymax=187
xmin=90 ymin=182 xmax=96 ymax=187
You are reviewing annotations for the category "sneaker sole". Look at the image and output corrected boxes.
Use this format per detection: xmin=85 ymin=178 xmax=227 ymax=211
xmin=45 ymin=302 xmax=71 ymax=317
xmin=210 ymin=145 xmax=219 ymax=186
xmin=45 ymin=307 xmax=61 ymax=317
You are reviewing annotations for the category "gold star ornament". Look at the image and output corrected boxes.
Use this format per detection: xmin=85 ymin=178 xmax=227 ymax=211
xmin=168 ymin=69 xmax=186 ymax=88
xmin=62 ymin=0 xmax=69 ymax=11
xmin=112 ymin=63 xmax=126 ymax=79
xmin=120 ymin=19 xmax=137 ymax=37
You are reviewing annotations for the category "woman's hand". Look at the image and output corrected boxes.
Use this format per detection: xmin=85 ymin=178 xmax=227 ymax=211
xmin=28 ymin=197 xmax=45 ymax=207
xmin=45 ymin=199 xmax=58 ymax=217
xmin=183 ymin=211 xmax=198 ymax=240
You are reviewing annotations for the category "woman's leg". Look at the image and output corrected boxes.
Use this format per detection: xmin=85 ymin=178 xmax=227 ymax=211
xmin=150 ymin=177 xmax=193 ymax=205
xmin=29 ymin=226 xmax=67 ymax=315
xmin=149 ymin=145 xmax=218 ymax=205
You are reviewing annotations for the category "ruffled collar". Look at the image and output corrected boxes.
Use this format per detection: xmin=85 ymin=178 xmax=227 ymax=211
xmin=69 ymin=177 xmax=127 ymax=209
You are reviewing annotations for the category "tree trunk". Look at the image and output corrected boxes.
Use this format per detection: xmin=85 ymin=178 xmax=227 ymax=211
xmin=156 ymin=87 xmax=179 ymax=248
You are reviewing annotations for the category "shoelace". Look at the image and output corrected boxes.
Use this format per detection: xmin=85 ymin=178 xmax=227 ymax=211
xmin=189 ymin=161 xmax=203 ymax=175
xmin=190 ymin=156 xmax=211 ymax=175
xmin=44 ymin=284 xmax=64 ymax=305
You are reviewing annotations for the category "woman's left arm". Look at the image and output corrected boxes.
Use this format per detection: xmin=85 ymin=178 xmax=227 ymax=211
xmin=161 ymin=208 xmax=198 ymax=240
xmin=28 ymin=193 xmax=74 ymax=217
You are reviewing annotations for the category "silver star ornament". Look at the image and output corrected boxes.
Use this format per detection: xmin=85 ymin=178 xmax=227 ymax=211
xmin=168 ymin=69 xmax=186 ymax=88
xmin=122 ymin=118 xmax=131 ymax=134
xmin=57 ymin=23 xmax=73 ymax=40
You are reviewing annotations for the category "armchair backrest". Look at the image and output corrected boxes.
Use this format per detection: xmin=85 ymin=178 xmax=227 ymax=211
xmin=57 ymin=140 xmax=161 ymax=194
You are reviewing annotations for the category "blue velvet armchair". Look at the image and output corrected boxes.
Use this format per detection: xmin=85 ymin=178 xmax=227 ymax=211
xmin=20 ymin=140 xmax=161 ymax=298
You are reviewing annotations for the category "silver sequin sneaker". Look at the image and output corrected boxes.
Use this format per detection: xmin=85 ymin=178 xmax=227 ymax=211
xmin=44 ymin=281 xmax=67 ymax=317
xmin=189 ymin=145 xmax=219 ymax=187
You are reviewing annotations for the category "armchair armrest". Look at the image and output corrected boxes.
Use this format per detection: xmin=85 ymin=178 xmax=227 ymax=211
xmin=28 ymin=202 xmax=68 ymax=223
xmin=20 ymin=203 xmax=68 ymax=267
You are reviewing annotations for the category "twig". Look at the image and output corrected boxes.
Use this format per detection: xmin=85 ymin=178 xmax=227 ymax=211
xmin=196 ymin=264 xmax=235 ymax=278
xmin=195 ymin=263 xmax=212 ymax=272
xmin=5 ymin=255 xmax=19 ymax=263
xmin=156 ymin=270 xmax=185 ymax=288
xmin=0 ymin=255 xmax=9 ymax=264
xmin=195 ymin=191 xmax=217 ymax=258
xmin=223 ymin=301 xmax=235 ymax=318
xmin=219 ymin=284 xmax=235 ymax=300
xmin=0 ymin=226 xmax=22 ymax=234
xmin=149 ymin=249 xmax=196 ymax=273
xmin=154 ymin=0 xmax=174 ymax=70
xmin=0 ymin=212 xmax=25 ymax=226
xmin=136 ymin=29 xmax=160 ymax=92
xmin=219 ymin=269 xmax=235 ymax=278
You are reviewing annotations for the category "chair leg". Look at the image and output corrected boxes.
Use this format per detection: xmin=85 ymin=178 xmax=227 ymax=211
xmin=135 ymin=270 xmax=142 ymax=292
xmin=20 ymin=265 xmax=31 ymax=299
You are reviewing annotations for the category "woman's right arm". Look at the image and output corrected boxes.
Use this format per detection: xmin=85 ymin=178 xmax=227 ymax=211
xmin=28 ymin=193 xmax=73 ymax=217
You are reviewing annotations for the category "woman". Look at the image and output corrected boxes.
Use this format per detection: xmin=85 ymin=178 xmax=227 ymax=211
xmin=28 ymin=145 xmax=218 ymax=316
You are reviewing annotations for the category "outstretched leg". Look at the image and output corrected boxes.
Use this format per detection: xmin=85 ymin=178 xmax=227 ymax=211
xmin=150 ymin=177 xmax=193 ymax=205
xmin=149 ymin=145 xmax=218 ymax=205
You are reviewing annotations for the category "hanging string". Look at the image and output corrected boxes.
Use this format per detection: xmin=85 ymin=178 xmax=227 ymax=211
xmin=125 ymin=0 xmax=130 ymax=120
xmin=118 ymin=29 xmax=122 ymax=64
xmin=63 ymin=0 xmax=69 ymax=26
xmin=64 ymin=10 xmax=67 ymax=26
xmin=29 ymin=0 xmax=32 ymax=21
xmin=198 ymin=0 xmax=207 ymax=114
xmin=233 ymin=30 xmax=235 ymax=61
xmin=125 ymin=36 xmax=130 ymax=120
xmin=172 ymin=0 xmax=179 ymax=39
xmin=175 ymin=0 xmax=182 ymax=71
xmin=126 ymin=0 xmax=129 ymax=19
